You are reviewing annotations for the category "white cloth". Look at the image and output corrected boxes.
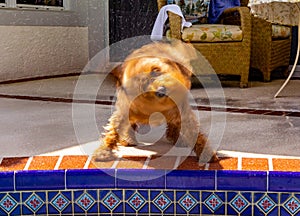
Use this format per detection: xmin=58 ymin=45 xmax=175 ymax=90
xmin=151 ymin=4 xmax=192 ymax=40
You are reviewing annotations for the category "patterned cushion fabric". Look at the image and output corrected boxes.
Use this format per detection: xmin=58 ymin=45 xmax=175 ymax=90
xmin=167 ymin=0 xmax=210 ymax=24
xmin=181 ymin=24 xmax=243 ymax=42
xmin=272 ymin=24 xmax=291 ymax=39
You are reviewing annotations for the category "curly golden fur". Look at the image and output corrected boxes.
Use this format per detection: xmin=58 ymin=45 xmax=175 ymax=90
xmin=93 ymin=41 xmax=218 ymax=163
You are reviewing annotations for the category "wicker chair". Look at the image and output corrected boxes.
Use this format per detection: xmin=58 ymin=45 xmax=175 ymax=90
xmin=250 ymin=16 xmax=292 ymax=81
xmin=157 ymin=0 xmax=252 ymax=87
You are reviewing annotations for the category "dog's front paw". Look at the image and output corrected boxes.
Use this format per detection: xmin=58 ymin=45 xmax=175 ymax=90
xmin=92 ymin=145 xmax=118 ymax=162
xmin=208 ymin=153 xmax=219 ymax=163
xmin=119 ymin=138 xmax=137 ymax=146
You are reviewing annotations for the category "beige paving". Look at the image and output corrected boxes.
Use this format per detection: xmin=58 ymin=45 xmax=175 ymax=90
xmin=0 ymin=74 xmax=299 ymax=158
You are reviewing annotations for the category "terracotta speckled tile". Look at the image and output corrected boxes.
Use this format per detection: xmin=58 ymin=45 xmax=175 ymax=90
xmin=273 ymin=158 xmax=300 ymax=172
xmin=209 ymin=157 xmax=238 ymax=170
xmin=89 ymin=157 xmax=116 ymax=169
xmin=146 ymin=156 xmax=178 ymax=169
xmin=177 ymin=156 xmax=205 ymax=170
xmin=28 ymin=156 xmax=59 ymax=170
xmin=3 ymin=154 xmax=300 ymax=172
xmin=58 ymin=156 xmax=88 ymax=169
xmin=0 ymin=157 xmax=29 ymax=171
xmin=242 ymin=158 xmax=269 ymax=171
xmin=116 ymin=156 xmax=148 ymax=169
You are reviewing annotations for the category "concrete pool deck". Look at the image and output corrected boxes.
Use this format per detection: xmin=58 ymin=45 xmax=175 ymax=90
xmin=0 ymin=74 xmax=299 ymax=171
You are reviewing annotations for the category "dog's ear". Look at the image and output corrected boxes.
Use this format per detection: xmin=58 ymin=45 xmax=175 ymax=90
xmin=110 ymin=64 xmax=123 ymax=86
xmin=175 ymin=62 xmax=193 ymax=79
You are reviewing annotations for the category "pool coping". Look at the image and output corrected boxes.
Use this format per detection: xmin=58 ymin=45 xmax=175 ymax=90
xmin=1 ymin=168 xmax=300 ymax=192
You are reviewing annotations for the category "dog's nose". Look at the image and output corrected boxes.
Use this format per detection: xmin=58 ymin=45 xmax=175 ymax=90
xmin=155 ymin=86 xmax=167 ymax=97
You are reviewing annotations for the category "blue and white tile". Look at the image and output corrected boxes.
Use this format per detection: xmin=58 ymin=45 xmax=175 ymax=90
xmin=73 ymin=190 xmax=98 ymax=214
xmin=176 ymin=191 xmax=200 ymax=214
xmin=150 ymin=190 xmax=174 ymax=214
xmin=22 ymin=192 xmax=46 ymax=215
xmin=254 ymin=192 xmax=278 ymax=215
xmin=48 ymin=191 xmax=72 ymax=214
xmin=125 ymin=190 xmax=148 ymax=214
xmin=281 ymin=193 xmax=300 ymax=216
xmin=100 ymin=190 xmax=123 ymax=214
xmin=227 ymin=192 xmax=252 ymax=215
xmin=202 ymin=192 xmax=225 ymax=215
xmin=0 ymin=192 xmax=20 ymax=215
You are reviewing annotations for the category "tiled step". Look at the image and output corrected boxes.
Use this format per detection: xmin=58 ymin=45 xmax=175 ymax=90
xmin=2 ymin=154 xmax=300 ymax=172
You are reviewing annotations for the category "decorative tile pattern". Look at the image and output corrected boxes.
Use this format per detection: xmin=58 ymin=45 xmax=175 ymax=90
xmin=50 ymin=193 xmax=70 ymax=212
xmin=3 ymin=189 xmax=300 ymax=215
xmin=153 ymin=192 xmax=172 ymax=211
xmin=3 ymin=167 xmax=300 ymax=215
xmin=283 ymin=196 xmax=300 ymax=215
xmin=229 ymin=193 xmax=250 ymax=214
xmin=256 ymin=194 xmax=276 ymax=214
xmin=74 ymin=190 xmax=99 ymax=215
xmin=176 ymin=191 xmax=200 ymax=214
xmin=0 ymin=194 xmax=18 ymax=214
xmin=75 ymin=192 xmax=96 ymax=211
xmin=150 ymin=191 xmax=174 ymax=214
xmin=24 ymin=193 xmax=44 ymax=213
xmin=125 ymin=190 xmax=148 ymax=214
xmin=102 ymin=191 xmax=121 ymax=211
xmin=178 ymin=193 xmax=198 ymax=212
xmin=203 ymin=193 xmax=224 ymax=213
xmin=128 ymin=191 xmax=146 ymax=211
xmin=254 ymin=193 xmax=279 ymax=215
xmin=48 ymin=191 xmax=72 ymax=214
xmin=100 ymin=190 xmax=123 ymax=214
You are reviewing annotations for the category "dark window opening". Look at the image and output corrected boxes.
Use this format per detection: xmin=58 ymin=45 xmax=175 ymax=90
xmin=17 ymin=0 xmax=63 ymax=7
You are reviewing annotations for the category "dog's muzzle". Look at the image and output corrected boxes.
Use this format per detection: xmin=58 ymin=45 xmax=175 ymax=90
xmin=155 ymin=86 xmax=167 ymax=98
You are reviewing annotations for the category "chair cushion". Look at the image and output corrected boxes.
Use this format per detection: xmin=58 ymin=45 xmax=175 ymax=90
xmin=181 ymin=24 xmax=243 ymax=42
xmin=272 ymin=24 xmax=291 ymax=39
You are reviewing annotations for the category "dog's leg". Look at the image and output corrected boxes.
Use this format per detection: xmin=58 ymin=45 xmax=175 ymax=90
xmin=179 ymin=102 xmax=218 ymax=163
xmin=166 ymin=122 xmax=180 ymax=145
xmin=117 ymin=122 xmax=138 ymax=146
xmin=94 ymin=110 xmax=136 ymax=161
xmin=103 ymin=126 xmax=119 ymax=149
xmin=93 ymin=112 xmax=121 ymax=161
xmin=194 ymin=132 xmax=219 ymax=163
xmin=101 ymin=112 xmax=137 ymax=148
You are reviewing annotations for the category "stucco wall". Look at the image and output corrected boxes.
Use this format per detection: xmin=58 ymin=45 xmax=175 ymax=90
xmin=0 ymin=0 xmax=108 ymax=81
xmin=0 ymin=26 xmax=88 ymax=81
xmin=74 ymin=0 xmax=108 ymax=59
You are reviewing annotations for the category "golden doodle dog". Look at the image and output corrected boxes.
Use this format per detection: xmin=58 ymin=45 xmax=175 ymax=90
xmin=93 ymin=41 xmax=218 ymax=163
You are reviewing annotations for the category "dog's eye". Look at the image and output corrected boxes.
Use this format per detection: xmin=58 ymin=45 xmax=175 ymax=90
xmin=150 ymin=71 xmax=162 ymax=77
xmin=151 ymin=67 xmax=160 ymax=72
xmin=155 ymin=86 xmax=167 ymax=98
